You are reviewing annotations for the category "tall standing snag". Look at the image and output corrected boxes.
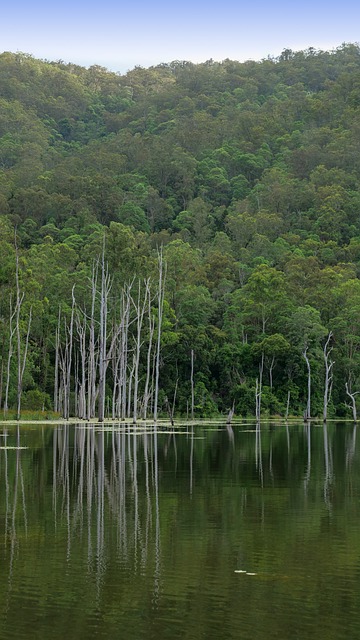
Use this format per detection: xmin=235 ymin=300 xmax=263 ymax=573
xmin=153 ymin=247 xmax=165 ymax=424
xmin=323 ymin=331 xmax=334 ymax=423
xmin=303 ymin=346 xmax=311 ymax=421
xmin=98 ymin=241 xmax=112 ymax=423
xmin=14 ymin=236 xmax=32 ymax=421
xmin=345 ymin=381 xmax=358 ymax=423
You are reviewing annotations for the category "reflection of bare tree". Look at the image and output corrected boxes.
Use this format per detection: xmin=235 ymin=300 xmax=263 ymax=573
xmin=303 ymin=422 xmax=311 ymax=495
xmin=226 ymin=424 xmax=234 ymax=448
xmin=323 ymin=423 xmax=333 ymax=509
xmin=189 ymin=425 xmax=194 ymax=495
xmin=269 ymin=431 xmax=274 ymax=484
xmin=53 ymin=424 xmax=163 ymax=599
xmin=286 ymin=422 xmax=290 ymax=460
xmin=255 ymin=421 xmax=263 ymax=487
xmin=153 ymin=425 xmax=161 ymax=601
xmin=1 ymin=427 xmax=28 ymax=606
xmin=346 ymin=424 xmax=357 ymax=468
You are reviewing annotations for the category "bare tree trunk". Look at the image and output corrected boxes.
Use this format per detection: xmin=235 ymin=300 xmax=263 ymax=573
xmin=75 ymin=309 xmax=87 ymax=419
xmin=143 ymin=292 xmax=155 ymax=420
xmin=4 ymin=296 xmax=16 ymax=414
xmin=285 ymin=390 xmax=291 ymax=421
xmin=323 ymin=332 xmax=334 ymax=423
xmin=345 ymin=381 xmax=358 ymax=423
xmin=303 ymin=346 xmax=311 ymax=420
xmin=87 ymin=261 xmax=98 ymax=420
xmin=14 ymin=239 xmax=32 ymax=421
xmin=58 ymin=287 xmax=75 ymax=420
xmin=112 ymin=329 xmax=122 ymax=420
xmin=127 ymin=355 xmax=135 ymax=419
xmin=98 ymin=242 xmax=112 ymax=423
xmin=16 ymin=306 xmax=32 ymax=421
xmin=190 ymin=349 xmax=195 ymax=422
xmin=120 ymin=290 xmax=131 ymax=420
xmin=120 ymin=289 xmax=131 ymax=420
xmin=153 ymin=248 xmax=165 ymax=424
xmin=54 ymin=309 xmax=60 ymax=413
xmin=74 ymin=351 xmax=79 ymax=418
xmin=132 ymin=279 xmax=149 ymax=424
xmin=65 ymin=288 xmax=75 ymax=420
xmin=226 ymin=400 xmax=235 ymax=425
xmin=255 ymin=353 xmax=264 ymax=421
xmin=269 ymin=355 xmax=275 ymax=390
xmin=0 ymin=359 xmax=3 ymax=411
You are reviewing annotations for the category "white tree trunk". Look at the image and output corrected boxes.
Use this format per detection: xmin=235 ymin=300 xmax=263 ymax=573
xmin=153 ymin=248 xmax=165 ymax=424
xmin=4 ymin=296 xmax=16 ymax=414
xmin=323 ymin=332 xmax=334 ymax=423
xmin=190 ymin=349 xmax=195 ymax=422
xmin=345 ymin=381 xmax=358 ymax=423
xmin=303 ymin=346 xmax=311 ymax=420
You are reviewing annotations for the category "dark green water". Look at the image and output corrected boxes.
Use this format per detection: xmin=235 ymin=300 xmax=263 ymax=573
xmin=0 ymin=421 xmax=359 ymax=640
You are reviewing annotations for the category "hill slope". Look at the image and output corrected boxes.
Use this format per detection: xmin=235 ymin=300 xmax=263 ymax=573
xmin=1 ymin=45 xmax=360 ymax=418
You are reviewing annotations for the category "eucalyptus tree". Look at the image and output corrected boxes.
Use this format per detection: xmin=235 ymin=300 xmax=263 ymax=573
xmin=331 ymin=279 xmax=360 ymax=421
xmin=287 ymin=306 xmax=327 ymax=420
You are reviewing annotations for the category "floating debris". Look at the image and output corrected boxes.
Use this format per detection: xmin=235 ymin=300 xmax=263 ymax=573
xmin=234 ymin=570 xmax=247 ymax=573
xmin=0 ymin=446 xmax=28 ymax=450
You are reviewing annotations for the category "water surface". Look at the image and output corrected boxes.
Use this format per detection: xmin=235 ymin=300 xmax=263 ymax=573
xmin=0 ymin=421 xmax=359 ymax=639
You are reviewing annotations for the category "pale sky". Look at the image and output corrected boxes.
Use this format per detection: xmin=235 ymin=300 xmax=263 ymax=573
xmin=1 ymin=0 xmax=359 ymax=73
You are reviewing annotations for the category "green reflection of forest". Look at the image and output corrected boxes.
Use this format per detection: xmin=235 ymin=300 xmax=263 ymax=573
xmin=0 ymin=422 xmax=359 ymax=640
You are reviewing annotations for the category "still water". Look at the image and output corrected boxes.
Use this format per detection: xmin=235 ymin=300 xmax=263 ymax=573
xmin=0 ymin=421 xmax=359 ymax=640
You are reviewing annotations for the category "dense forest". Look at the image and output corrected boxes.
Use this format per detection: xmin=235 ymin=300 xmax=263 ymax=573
xmin=1 ymin=44 xmax=360 ymax=420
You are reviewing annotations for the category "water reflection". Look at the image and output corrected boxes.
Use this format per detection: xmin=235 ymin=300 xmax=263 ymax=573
xmin=1 ymin=421 xmax=360 ymax=640
xmin=47 ymin=421 xmax=358 ymax=579
xmin=2 ymin=423 xmax=360 ymax=568
xmin=3 ymin=427 xmax=28 ymax=590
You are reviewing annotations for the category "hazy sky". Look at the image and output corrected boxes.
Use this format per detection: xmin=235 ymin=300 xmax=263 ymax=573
xmin=1 ymin=0 xmax=359 ymax=73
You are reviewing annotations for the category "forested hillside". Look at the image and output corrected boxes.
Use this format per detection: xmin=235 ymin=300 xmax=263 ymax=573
xmin=1 ymin=45 xmax=360 ymax=419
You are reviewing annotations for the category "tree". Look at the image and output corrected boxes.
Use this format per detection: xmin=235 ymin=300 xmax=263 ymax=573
xmin=287 ymin=306 xmax=327 ymax=419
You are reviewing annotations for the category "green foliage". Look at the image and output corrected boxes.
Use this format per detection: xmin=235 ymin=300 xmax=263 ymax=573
xmin=2 ymin=46 xmax=360 ymax=416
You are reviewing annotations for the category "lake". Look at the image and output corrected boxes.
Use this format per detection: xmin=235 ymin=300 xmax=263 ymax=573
xmin=0 ymin=421 xmax=359 ymax=639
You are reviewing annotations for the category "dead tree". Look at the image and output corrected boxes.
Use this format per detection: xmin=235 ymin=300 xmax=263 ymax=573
xmin=98 ymin=244 xmax=112 ymax=423
xmin=285 ymin=390 xmax=291 ymax=421
xmin=14 ymin=239 xmax=32 ymax=421
xmin=303 ymin=346 xmax=311 ymax=420
xmin=4 ymin=296 xmax=17 ymax=414
xmin=153 ymin=248 xmax=165 ymax=424
xmin=87 ymin=261 xmax=98 ymax=420
xmin=255 ymin=353 xmax=264 ymax=422
xmin=132 ymin=279 xmax=150 ymax=424
xmin=345 ymin=381 xmax=358 ymax=423
xmin=119 ymin=286 xmax=132 ymax=420
xmin=226 ymin=400 xmax=235 ymax=425
xmin=190 ymin=349 xmax=195 ymax=422
xmin=75 ymin=307 xmax=87 ymax=419
xmin=58 ymin=287 xmax=75 ymax=420
xmin=142 ymin=290 xmax=155 ymax=420
xmin=323 ymin=332 xmax=334 ymax=423
xmin=53 ymin=309 xmax=60 ymax=413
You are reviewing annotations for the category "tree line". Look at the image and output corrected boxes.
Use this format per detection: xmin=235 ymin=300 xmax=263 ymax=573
xmin=1 ymin=45 xmax=360 ymax=419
